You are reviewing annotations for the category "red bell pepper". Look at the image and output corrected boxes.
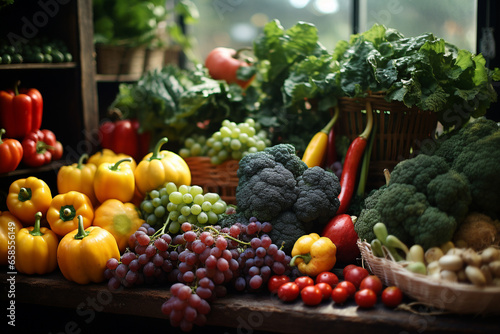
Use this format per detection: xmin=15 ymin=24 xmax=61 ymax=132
xmin=99 ymin=118 xmax=151 ymax=161
xmin=0 ymin=81 xmax=43 ymax=139
xmin=21 ymin=129 xmax=55 ymax=167
xmin=0 ymin=128 xmax=23 ymax=174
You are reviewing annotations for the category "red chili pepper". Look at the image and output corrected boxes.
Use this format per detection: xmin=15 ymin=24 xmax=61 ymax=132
xmin=337 ymin=102 xmax=373 ymax=214
xmin=0 ymin=128 xmax=23 ymax=174
xmin=99 ymin=118 xmax=151 ymax=161
xmin=21 ymin=129 xmax=53 ymax=167
xmin=325 ymin=125 xmax=338 ymax=168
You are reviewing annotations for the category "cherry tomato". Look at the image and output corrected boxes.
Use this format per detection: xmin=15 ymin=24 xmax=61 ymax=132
xmin=295 ymin=276 xmax=315 ymax=291
xmin=315 ymin=271 xmax=339 ymax=288
xmin=331 ymin=286 xmax=349 ymax=304
xmin=301 ymin=285 xmax=323 ymax=306
xmin=342 ymin=264 xmax=358 ymax=277
xmin=336 ymin=281 xmax=356 ymax=297
xmin=344 ymin=266 xmax=369 ymax=288
xmin=359 ymin=275 xmax=383 ymax=295
xmin=268 ymin=275 xmax=291 ymax=294
xmin=355 ymin=289 xmax=377 ymax=308
xmin=315 ymin=283 xmax=333 ymax=301
xmin=277 ymin=282 xmax=300 ymax=302
xmin=204 ymin=47 xmax=254 ymax=89
xmin=381 ymin=286 xmax=403 ymax=308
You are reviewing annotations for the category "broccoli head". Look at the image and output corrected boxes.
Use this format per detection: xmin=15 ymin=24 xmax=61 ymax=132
xmin=412 ymin=207 xmax=457 ymax=250
xmin=294 ymin=167 xmax=341 ymax=225
xmin=234 ymin=144 xmax=341 ymax=253
xmin=354 ymin=208 xmax=382 ymax=243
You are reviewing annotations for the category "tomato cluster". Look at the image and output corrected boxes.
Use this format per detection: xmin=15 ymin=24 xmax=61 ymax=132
xmin=270 ymin=265 xmax=403 ymax=309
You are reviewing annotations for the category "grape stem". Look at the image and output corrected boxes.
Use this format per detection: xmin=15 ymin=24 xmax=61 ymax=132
xmin=203 ymin=225 xmax=251 ymax=246
xmin=151 ymin=217 xmax=171 ymax=240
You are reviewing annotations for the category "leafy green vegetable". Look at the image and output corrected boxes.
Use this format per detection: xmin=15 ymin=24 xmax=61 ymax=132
xmin=109 ymin=65 xmax=248 ymax=147
xmin=333 ymin=24 xmax=500 ymax=130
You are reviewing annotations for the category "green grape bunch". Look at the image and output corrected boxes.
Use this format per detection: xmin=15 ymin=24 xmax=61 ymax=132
xmin=139 ymin=182 xmax=228 ymax=234
xmin=179 ymin=118 xmax=271 ymax=164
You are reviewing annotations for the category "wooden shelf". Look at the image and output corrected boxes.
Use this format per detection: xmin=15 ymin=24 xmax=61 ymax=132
xmin=2 ymin=271 xmax=498 ymax=334
xmin=0 ymin=63 xmax=77 ymax=70
xmin=95 ymin=74 xmax=142 ymax=83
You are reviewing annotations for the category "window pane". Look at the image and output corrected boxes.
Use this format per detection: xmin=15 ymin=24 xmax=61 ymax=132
xmin=189 ymin=0 xmax=352 ymax=61
xmin=359 ymin=0 xmax=477 ymax=52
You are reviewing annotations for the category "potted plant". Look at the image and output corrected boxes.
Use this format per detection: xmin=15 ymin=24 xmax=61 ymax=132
xmin=92 ymin=0 xmax=198 ymax=75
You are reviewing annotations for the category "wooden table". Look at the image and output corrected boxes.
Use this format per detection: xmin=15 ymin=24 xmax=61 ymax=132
xmin=2 ymin=271 xmax=499 ymax=334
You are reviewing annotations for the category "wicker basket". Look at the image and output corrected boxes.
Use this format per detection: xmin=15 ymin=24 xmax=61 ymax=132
xmin=358 ymin=240 xmax=500 ymax=315
xmin=337 ymin=94 xmax=438 ymax=189
xmin=185 ymin=157 xmax=239 ymax=205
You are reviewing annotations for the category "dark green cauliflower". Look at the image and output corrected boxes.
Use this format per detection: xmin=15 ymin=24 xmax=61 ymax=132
xmin=355 ymin=154 xmax=472 ymax=250
xmin=232 ymin=144 xmax=341 ymax=253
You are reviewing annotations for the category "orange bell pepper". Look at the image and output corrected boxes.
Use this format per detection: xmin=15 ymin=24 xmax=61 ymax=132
xmin=46 ymin=191 xmax=94 ymax=237
xmin=6 ymin=176 xmax=52 ymax=225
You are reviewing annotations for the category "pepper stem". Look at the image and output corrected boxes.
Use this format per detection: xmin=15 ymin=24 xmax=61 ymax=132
xmin=290 ymin=253 xmax=312 ymax=267
xmin=0 ymin=128 xmax=5 ymax=144
xmin=77 ymin=153 xmax=89 ymax=169
xmin=60 ymin=205 xmax=76 ymax=222
xmin=321 ymin=106 xmax=340 ymax=135
xmin=359 ymin=101 xmax=374 ymax=140
xmin=149 ymin=137 xmax=169 ymax=160
xmin=18 ymin=188 xmax=32 ymax=202
xmin=74 ymin=215 xmax=89 ymax=240
xmin=29 ymin=212 xmax=44 ymax=237
xmin=109 ymin=158 xmax=132 ymax=171
xmin=14 ymin=80 xmax=20 ymax=96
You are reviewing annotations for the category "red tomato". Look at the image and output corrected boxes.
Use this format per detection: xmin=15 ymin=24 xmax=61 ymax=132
xmin=342 ymin=264 xmax=358 ymax=277
xmin=301 ymin=285 xmax=323 ymax=306
xmin=355 ymin=289 xmax=377 ymax=308
xmin=204 ymin=47 xmax=254 ymax=89
xmin=315 ymin=283 xmax=333 ymax=301
xmin=359 ymin=275 xmax=383 ymax=295
xmin=381 ymin=286 xmax=403 ymax=308
xmin=315 ymin=271 xmax=339 ymax=288
xmin=336 ymin=281 xmax=356 ymax=297
xmin=295 ymin=276 xmax=315 ymax=291
xmin=344 ymin=266 xmax=369 ymax=288
xmin=331 ymin=286 xmax=349 ymax=304
xmin=268 ymin=275 xmax=291 ymax=294
xmin=277 ymin=282 xmax=300 ymax=302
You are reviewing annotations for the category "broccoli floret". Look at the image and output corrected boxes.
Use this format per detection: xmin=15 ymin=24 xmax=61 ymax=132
xmin=354 ymin=208 xmax=382 ymax=243
xmin=234 ymin=144 xmax=341 ymax=253
xmin=269 ymin=211 xmax=313 ymax=254
xmin=433 ymin=118 xmax=498 ymax=164
xmin=426 ymin=170 xmax=472 ymax=223
xmin=294 ymin=167 xmax=341 ymax=225
xmin=389 ymin=154 xmax=450 ymax=193
xmin=451 ymin=131 xmax=500 ymax=218
xmin=412 ymin=207 xmax=457 ymax=250
xmin=217 ymin=211 xmax=248 ymax=229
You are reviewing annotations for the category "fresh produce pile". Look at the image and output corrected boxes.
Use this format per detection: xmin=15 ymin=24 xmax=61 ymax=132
xmin=0 ymin=82 xmax=63 ymax=173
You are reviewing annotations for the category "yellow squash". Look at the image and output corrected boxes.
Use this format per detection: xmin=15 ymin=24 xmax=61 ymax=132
xmin=0 ymin=211 xmax=23 ymax=266
xmin=134 ymin=137 xmax=191 ymax=196
xmin=93 ymin=199 xmax=145 ymax=253
xmin=57 ymin=153 xmax=98 ymax=206
xmin=57 ymin=215 xmax=120 ymax=284
xmin=6 ymin=176 xmax=52 ymax=225
xmin=46 ymin=191 xmax=94 ymax=237
xmin=16 ymin=212 xmax=59 ymax=275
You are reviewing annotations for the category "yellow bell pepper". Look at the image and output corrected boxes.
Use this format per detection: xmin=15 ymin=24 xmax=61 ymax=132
xmin=16 ymin=212 xmax=59 ymax=275
xmin=135 ymin=137 xmax=191 ymax=196
xmin=93 ymin=199 xmax=145 ymax=253
xmin=94 ymin=158 xmax=135 ymax=203
xmin=57 ymin=215 xmax=120 ymax=284
xmin=290 ymin=233 xmax=337 ymax=277
xmin=6 ymin=176 xmax=52 ymax=226
xmin=57 ymin=153 xmax=98 ymax=206
xmin=46 ymin=191 xmax=94 ymax=237
xmin=0 ymin=211 xmax=23 ymax=266
xmin=88 ymin=149 xmax=137 ymax=171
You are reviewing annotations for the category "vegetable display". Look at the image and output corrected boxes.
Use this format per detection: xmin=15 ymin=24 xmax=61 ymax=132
xmin=6 ymin=176 xmax=52 ymax=225
xmin=57 ymin=215 xmax=120 ymax=285
xmin=0 ymin=128 xmax=23 ymax=174
xmin=15 ymin=212 xmax=58 ymax=275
